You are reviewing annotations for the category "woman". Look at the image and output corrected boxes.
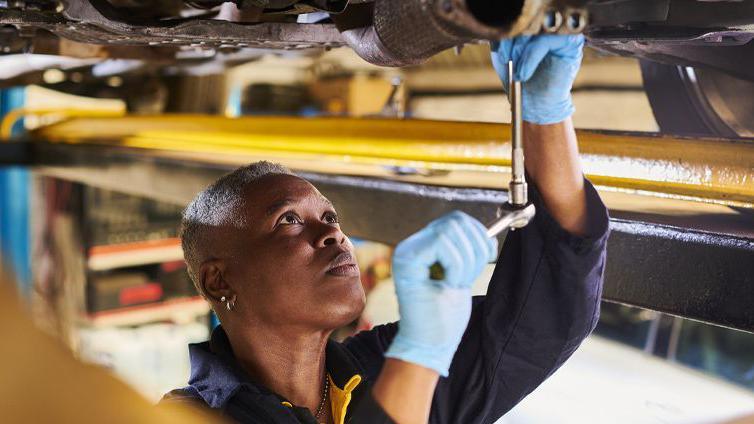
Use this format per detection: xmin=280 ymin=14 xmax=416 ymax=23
xmin=164 ymin=33 xmax=609 ymax=423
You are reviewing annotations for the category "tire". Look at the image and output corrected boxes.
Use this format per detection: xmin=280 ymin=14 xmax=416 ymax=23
xmin=640 ymin=60 xmax=754 ymax=138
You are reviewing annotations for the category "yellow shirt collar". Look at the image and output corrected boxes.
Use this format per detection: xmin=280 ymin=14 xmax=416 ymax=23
xmin=279 ymin=373 xmax=363 ymax=424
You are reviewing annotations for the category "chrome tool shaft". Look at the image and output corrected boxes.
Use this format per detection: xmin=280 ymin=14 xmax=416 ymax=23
xmin=508 ymin=60 xmax=527 ymax=207
xmin=428 ymin=61 xmax=535 ymax=281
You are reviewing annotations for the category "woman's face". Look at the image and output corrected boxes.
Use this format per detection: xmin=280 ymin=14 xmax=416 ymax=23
xmin=225 ymin=174 xmax=366 ymax=331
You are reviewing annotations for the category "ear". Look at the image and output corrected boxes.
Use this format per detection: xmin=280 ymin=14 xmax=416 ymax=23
xmin=199 ymin=258 xmax=234 ymax=304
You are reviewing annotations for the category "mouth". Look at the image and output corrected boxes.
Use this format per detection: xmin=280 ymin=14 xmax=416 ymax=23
xmin=326 ymin=251 xmax=360 ymax=277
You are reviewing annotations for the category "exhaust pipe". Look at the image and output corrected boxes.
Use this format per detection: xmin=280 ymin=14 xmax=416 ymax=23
xmin=334 ymin=0 xmax=545 ymax=67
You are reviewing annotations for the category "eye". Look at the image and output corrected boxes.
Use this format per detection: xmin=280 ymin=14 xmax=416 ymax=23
xmin=278 ymin=212 xmax=302 ymax=226
xmin=323 ymin=211 xmax=339 ymax=224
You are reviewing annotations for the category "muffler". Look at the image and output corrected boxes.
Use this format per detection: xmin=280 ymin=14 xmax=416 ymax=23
xmin=334 ymin=0 xmax=588 ymax=67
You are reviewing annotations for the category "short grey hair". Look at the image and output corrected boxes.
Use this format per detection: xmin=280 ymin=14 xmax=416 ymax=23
xmin=181 ymin=161 xmax=294 ymax=296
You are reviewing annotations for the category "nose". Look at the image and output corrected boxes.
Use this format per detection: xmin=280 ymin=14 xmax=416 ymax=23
xmin=314 ymin=222 xmax=346 ymax=248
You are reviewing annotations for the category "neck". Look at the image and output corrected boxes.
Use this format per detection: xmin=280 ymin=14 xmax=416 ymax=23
xmin=224 ymin=323 xmax=331 ymax=418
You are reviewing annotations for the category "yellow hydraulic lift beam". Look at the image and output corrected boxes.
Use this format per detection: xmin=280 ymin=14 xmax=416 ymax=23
xmin=25 ymin=114 xmax=754 ymax=210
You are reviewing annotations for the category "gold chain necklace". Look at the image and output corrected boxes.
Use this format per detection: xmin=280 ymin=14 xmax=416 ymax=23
xmin=314 ymin=373 xmax=330 ymax=420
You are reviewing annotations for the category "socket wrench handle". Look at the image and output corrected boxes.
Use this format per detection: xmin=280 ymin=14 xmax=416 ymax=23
xmin=428 ymin=204 xmax=535 ymax=281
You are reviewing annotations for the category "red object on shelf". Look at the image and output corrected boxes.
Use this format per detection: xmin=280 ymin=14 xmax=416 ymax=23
xmin=87 ymin=296 xmax=204 ymax=319
xmin=83 ymin=296 xmax=209 ymax=327
xmin=88 ymin=238 xmax=181 ymax=256
xmin=119 ymin=283 xmax=163 ymax=306
xmin=87 ymin=238 xmax=185 ymax=272
xmin=160 ymin=260 xmax=186 ymax=273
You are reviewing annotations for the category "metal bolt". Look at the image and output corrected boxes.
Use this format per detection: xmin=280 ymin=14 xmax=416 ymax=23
xmin=542 ymin=9 xmax=562 ymax=33
xmin=566 ymin=10 xmax=586 ymax=33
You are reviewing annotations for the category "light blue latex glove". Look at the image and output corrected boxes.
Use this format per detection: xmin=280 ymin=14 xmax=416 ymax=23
xmin=385 ymin=211 xmax=498 ymax=376
xmin=491 ymin=34 xmax=584 ymax=125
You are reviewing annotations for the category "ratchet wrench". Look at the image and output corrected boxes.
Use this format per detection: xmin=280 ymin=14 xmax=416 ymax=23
xmin=429 ymin=60 xmax=535 ymax=281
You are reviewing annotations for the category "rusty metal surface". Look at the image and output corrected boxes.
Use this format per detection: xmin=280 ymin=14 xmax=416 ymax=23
xmin=0 ymin=7 xmax=346 ymax=50
xmin=0 ymin=0 xmax=589 ymax=64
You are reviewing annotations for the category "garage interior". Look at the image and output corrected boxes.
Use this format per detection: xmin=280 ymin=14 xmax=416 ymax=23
xmin=0 ymin=1 xmax=753 ymax=423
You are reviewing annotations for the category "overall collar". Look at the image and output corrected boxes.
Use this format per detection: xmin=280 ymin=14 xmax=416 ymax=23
xmin=187 ymin=325 xmax=367 ymax=414
xmin=187 ymin=325 xmax=264 ymax=408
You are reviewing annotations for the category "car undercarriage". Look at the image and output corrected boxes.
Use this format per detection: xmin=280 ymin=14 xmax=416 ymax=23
xmin=0 ymin=1 xmax=748 ymax=66
xmin=1 ymin=0 xmax=753 ymax=137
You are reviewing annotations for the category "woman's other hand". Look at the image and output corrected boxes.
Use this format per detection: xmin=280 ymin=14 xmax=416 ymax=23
xmin=386 ymin=211 xmax=497 ymax=377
